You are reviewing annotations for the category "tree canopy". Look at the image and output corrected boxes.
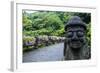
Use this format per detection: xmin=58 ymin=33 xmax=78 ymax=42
xmin=23 ymin=10 xmax=91 ymax=37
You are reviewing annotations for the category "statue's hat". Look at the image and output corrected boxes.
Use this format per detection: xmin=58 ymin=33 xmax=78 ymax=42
xmin=65 ymin=16 xmax=87 ymax=30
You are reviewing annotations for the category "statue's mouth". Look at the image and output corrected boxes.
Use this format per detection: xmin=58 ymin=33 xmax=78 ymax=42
xmin=70 ymin=40 xmax=82 ymax=49
xmin=72 ymin=41 xmax=81 ymax=46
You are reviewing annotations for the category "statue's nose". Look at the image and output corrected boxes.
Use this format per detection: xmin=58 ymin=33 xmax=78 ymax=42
xmin=72 ymin=32 xmax=78 ymax=40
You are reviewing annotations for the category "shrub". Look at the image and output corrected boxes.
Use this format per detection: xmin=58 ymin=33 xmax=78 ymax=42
xmin=23 ymin=36 xmax=36 ymax=52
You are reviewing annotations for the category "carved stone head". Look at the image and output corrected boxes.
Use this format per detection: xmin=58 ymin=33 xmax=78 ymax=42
xmin=65 ymin=16 xmax=87 ymax=51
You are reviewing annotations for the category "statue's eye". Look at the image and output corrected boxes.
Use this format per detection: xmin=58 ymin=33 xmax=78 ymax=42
xmin=77 ymin=31 xmax=84 ymax=37
xmin=67 ymin=32 xmax=73 ymax=38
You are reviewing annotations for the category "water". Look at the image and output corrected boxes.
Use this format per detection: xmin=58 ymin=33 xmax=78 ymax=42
xmin=23 ymin=43 xmax=64 ymax=62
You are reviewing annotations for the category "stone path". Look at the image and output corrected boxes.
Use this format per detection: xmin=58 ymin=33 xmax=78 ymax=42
xmin=23 ymin=43 xmax=64 ymax=62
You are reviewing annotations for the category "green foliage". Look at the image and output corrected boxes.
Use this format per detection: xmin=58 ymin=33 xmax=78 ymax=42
xmin=50 ymin=28 xmax=64 ymax=36
xmin=44 ymin=12 xmax=63 ymax=30
xmin=23 ymin=11 xmax=32 ymax=31
xmin=23 ymin=36 xmax=36 ymax=52
xmin=23 ymin=36 xmax=35 ymax=43
xmin=23 ymin=29 xmax=51 ymax=36
xmin=22 ymin=11 xmax=66 ymax=37
xmin=86 ymin=23 xmax=91 ymax=46
xmin=72 ymin=13 xmax=91 ymax=24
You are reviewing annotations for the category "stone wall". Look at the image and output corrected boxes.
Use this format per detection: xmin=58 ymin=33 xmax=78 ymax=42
xmin=23 ymin=36 xmax=65 ymax=52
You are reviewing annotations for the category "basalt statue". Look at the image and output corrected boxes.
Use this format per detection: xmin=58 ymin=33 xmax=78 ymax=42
xmin=64 ymin=16 xmax=91 ymax=60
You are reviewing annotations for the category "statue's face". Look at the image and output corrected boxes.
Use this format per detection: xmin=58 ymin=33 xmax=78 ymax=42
xmin=66 ymin=26 xmax=86 ymax=50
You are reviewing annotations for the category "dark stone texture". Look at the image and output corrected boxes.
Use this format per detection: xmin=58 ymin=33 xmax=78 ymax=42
xmin=64 ymin=16 xmax=91 ymax=60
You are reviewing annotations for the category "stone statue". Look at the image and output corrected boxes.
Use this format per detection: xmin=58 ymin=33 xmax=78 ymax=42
xmin=64 ymin=16 xmax=91 ymax=60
